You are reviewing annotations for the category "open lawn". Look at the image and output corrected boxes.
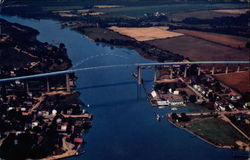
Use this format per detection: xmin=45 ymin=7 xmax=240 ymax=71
xmin=174 ymin=29 xmax=248 ymax=48
xmin=109 ymin=26 xmax=183 ymax=41
xmin=146 ymin=35 xmax=249 ymax=61
xmin=213 ymin=71 xmax=250 ymax=94
xmin=187 ymin=118 xmax=246 ymax=146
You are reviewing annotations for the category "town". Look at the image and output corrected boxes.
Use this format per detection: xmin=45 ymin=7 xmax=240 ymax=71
xmin=0 ymin=19 xmax=92 ymax=160
xmin=148 ymin=63 xmax=250 ymax=151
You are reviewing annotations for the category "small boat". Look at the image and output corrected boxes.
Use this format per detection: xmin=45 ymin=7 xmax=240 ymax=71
xmin=131 ymin=72 xmax=138 ymax=78
xmin=52 ymin=40 xmax=60 ymax=45
xmin=156 ymin=114 xmax=161 ymax=121
xmin=171 ymin=107 xmax=178 ymax=111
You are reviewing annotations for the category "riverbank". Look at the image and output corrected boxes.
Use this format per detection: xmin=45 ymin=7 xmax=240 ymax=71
xmin=74 ymin=27 xmax=184 ymax=62
xmin=167 ymin=111 xmax=250 ymax=152
xmin=0 ymin=19 xmax=92 ymax=160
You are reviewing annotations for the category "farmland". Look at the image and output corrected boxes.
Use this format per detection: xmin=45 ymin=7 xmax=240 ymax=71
xmin=213 ymin=71 xmax=250 ymax=94
xmin=174 ymin=29 xmax=249 ymax=48
xmin=169 ymin=9 xmax=249 ymax=21
xmin=109 ymin=26 xmax=183 ymax=41
xmin=146 ymin=35 xmax=249 ymax=61
xmin=213 ymin=9 xmax=249 ymax=14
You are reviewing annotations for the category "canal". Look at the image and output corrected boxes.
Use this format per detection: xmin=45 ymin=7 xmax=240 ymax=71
xmin=0 ymin=15 xmax=245 ymax=160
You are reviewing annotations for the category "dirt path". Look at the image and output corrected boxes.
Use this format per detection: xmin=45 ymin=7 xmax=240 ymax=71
xmin=41 ymin=137 xmax=78 ymax=160
xmin=220 ymin=114 xmax=250 ymax=141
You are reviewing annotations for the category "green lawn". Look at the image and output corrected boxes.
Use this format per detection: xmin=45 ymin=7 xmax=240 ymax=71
xmin=187 ymin=118 xmax=246 ymax=146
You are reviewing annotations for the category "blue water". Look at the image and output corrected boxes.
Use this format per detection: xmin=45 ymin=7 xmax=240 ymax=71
xmin=0 ymin=15 xmax=247 ymax=160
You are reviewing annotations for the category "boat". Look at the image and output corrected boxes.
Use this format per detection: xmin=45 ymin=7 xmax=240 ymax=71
xmin=131 ymin=72 xmax=138 ymax=79
xmin=156 ymin=114 xmax=161 ymax=121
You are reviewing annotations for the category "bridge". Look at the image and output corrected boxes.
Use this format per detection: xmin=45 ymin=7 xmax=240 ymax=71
xmin=0 ymin=61 xmax=249 ymax=92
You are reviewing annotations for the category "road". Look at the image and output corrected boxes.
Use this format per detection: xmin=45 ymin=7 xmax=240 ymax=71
xmin=0 ymin=61 xmax=249 ymax=83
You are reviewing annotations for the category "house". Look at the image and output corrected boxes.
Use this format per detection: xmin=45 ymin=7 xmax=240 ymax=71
xmin=157 ymin=101 xmax=169 ymax=106
xmin=167 ymin=99 xmax=184 ymax=106
xmin=228 ymin=104 xmax=234 ymax=110
xmin=243 ymin=102 xmax=250 ymax=109
xmin=32 ymin=121 xmax=39 ymax=128
xmin=151 ymin=91 xmax=158 ymax=98
xmin=74 ymin=137 xmax=84 ymax=143
xmin=58 ymin=123 xmax=68 ymax=132
xmin=52 ymin=109 xmax=57 ymax=116
xmin=173 ymin=91 xmax=179 ymax=95
xmin=219 ymin=105 xmax=226 ymax=111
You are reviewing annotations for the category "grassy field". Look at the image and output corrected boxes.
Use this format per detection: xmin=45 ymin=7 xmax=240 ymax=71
xmin=109 ymin=26 xmax=183 ymax=41
xmin=28 ymin=1 xmax=248 ymax=18
xmin=187 ymin=118 xmax=246 ymax=146
xmin=213 ymin=71 xmax=250 ymax=94
xmin=174 ymin=29 xmax=249 ymax=48
xmin=95 ymin=2 xmax=248 ymax=17
xmin=146 ymin=35 xmax=249 ymax=61
xmin=169 ymin=9 xmax=246 ymax=21
xmin=213 ymin=9 xmax=249 ymax=14
xmin=76 ymin=27 xmax=133 ymax=41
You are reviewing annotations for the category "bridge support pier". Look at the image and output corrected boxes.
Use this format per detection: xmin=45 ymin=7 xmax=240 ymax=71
xmin=26 ymin=80 xmax=29 ymax=93
xmin=211 ymin=66 xmax=215 ymax=75
xmin=237 ymin=65 xmax=240 ymax=72
xmin=154 ymin=70 xmax=157 ymax=82
xmin=137 ymin=66 xmax=142 ymax=85
xmin=198 ymin=67 xmax=201 ymax=76
xmin=46 ymin=77 xmax=50 ymax=92
xmin=66 ymin=74 xmax=70 ymax=92
xmin=184 ymin=66 xmax=187 ymax=78
xmin=170 ymin=66 xmax=173 ymax=79
xmin=225 ymin=66 xmax=229 ymax=74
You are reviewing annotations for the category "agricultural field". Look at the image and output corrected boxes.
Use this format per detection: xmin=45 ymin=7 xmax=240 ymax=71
xmin=174 ymin=29 xmax=249 ymax=48
xmin=213 ymin=71 xmax=250 ymax=94
xmin=169 ymin=9 xmax=248 ymax=21
xmin=109 ymin=26 xmax=183 ymax=41
xmin=146 ymin=35 xmax=249 ymax=61
xmin=212 ymin=9 xmax=249 ymax=14
xmin=93 ymin=2 xmax=248 ymax=17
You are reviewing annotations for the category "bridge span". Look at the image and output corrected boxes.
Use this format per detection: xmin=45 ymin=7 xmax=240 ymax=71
xmin=0 ymin=61 xmax=249 ymax=84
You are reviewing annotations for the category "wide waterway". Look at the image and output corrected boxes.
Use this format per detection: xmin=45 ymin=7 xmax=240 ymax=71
xmin=0 ymin=15 xmax=247 ymax=160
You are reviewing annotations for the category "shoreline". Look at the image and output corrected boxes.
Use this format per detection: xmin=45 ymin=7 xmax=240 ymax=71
xmin=167 ymin=113 xmax=250 ymax=151
xmin=74 ymin=27 xmax=184 ymax=62
xmin=0 ymin=18 xmax=92 ymax=160
xmin=167 ymin=114 xmax=233 ymax=150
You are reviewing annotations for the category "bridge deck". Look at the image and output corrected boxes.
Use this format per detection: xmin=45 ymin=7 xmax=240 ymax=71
xmin=0 ymin=61 xmax=249 ymax=83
